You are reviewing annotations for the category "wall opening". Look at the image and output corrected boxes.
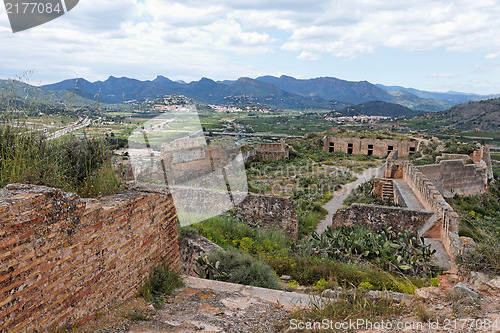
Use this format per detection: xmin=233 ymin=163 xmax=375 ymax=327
xmin=387 ymin=145 xmax=394 ymax=156
xmin=368 ymin=144 xmax=374 ymax=156
xmin=329 ymin=142 xmax=334 ymax=153
xmin=409 ymin=147 xmax=416 ymax=155
xmin=347 ymin=143 xmax=353 ymax=154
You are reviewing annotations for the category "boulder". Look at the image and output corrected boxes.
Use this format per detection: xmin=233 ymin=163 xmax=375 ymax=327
xmin=413 ymin=287 xmax=442 ymax=301
xmin=452 ymin=282 xmax=481 ymax=300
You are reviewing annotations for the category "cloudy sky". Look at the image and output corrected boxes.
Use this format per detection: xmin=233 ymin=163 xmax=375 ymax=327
xmin=1 ymin=0 xmax=500 ymax=94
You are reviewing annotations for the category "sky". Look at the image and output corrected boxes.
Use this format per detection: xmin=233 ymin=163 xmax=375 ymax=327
xmin=2 ymin=0 xmax=500 ymax=94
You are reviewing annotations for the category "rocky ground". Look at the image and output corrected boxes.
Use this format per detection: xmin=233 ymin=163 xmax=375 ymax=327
xmin=72 ymin=272 xmax=500 ymax=333
xmin=72 ymin=284 xmax=290 ymax=333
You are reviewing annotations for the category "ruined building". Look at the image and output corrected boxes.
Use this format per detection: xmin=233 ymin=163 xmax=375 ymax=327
xmin=256 ymin=139 xmax=290 ymax=161
xmin=323 ymin=136 xmax=419 ymax=157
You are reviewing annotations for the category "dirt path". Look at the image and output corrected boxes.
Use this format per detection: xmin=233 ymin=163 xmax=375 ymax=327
xmin=316 ymin=166 xmax=383 ymax=234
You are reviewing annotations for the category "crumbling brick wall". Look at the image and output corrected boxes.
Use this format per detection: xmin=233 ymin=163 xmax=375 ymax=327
xmin=0 ymin=183 xmax=179 ymax=332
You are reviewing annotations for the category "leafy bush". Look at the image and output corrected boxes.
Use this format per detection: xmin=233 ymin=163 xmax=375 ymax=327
xmin=202 ymin=249 xmax=281 ymax=289
xmin=189 ymin=213 xmax=291 ymax=254
xmin=187 ymin=213 xmax=298 ymax=276
xmin=138 ymin=263 xmax=184 ymax=308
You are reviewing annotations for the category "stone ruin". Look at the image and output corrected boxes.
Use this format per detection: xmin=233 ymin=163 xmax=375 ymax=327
xmin=323 ymin=135 xmax=419 ymax=157
xmin=332 ymin=145 xmax=494 ymax=269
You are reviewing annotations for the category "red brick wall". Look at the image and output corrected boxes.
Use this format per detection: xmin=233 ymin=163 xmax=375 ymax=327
xmin=0 ymin=184 xmax=179 ymax=332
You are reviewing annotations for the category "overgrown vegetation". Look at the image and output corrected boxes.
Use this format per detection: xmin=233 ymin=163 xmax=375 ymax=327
xmin=186 ymin=214 xmax=435 ymax=294
xmin=245 ymin=134 xmax=382 ymax=237
xmin=450 ymin=177 xmax=500 ymax=275
xmin=0 ymin=125 xmax=123 ymax=197
xmin=187 ymin=214 xmax=295 ymax=276
xmin=343 ymin=179 xmax=398 ymax=207
xmin=296 ymin=226 xmax=438 ymax=277
xmin=290 ymin=287 xmax=406 ymax=332
xmin=137 ymin=263 xmax=184 ymax=308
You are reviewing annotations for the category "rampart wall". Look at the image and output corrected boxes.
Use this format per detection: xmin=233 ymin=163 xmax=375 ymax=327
xmin=401 ymin=163 xmax=461 ymax=257
xmin=416 ymin=160 xmax=488 ymax=198
xmin=256 ymin=139 xmax=289 ymax=161
xmin=0 ymin=184 xmax=179 ymax=332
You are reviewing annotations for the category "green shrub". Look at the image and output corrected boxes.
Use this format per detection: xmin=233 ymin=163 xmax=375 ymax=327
xmin=287 ymin=256 xmax=421 ymax=293
xmin=188 ymin=213 xmax=291 ymax=257
xmin=138 ymin=263 xmax=184 ymax=308
xmin=205 ymin=249 xmax=281 ymax=289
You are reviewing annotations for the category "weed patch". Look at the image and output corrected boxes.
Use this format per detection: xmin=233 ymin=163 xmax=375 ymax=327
xmin=137 ymin=263 xmax=183 ymax=308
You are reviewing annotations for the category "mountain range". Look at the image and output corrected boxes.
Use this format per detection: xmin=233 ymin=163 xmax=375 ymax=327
xmin=40 ymin=75 xmax=498 ymax=112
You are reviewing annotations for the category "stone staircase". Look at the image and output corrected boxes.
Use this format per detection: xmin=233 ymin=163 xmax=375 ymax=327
xmin=381 ymin=182 xmax=394 ymax=200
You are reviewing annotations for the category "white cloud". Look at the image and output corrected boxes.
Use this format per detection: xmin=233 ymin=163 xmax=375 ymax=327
xmin=298 ymin=51 xmax=322 ymax=61
xmin=2 ymin=0 xmax=500 ymax=86
xmin=428 ymin=73 xmax=457 ymax=78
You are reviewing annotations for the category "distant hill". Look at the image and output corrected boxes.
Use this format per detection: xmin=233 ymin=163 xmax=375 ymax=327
xmin=433 ymin=98 xmax=500 ymax=132
xmin=334 ymin=101 xmax=422 ymax=118
xmin=42 ymin=76 xmax=348 ymax=110
xmin=376 ymin=84 xmax=498 ymax=105
xmin=256 ymin=75 xmax=393 ymax=105
xmin=0 ymin=79 xmax=99 ymax=110
xmin=384 ymin=90 xmax=450 ymax=112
